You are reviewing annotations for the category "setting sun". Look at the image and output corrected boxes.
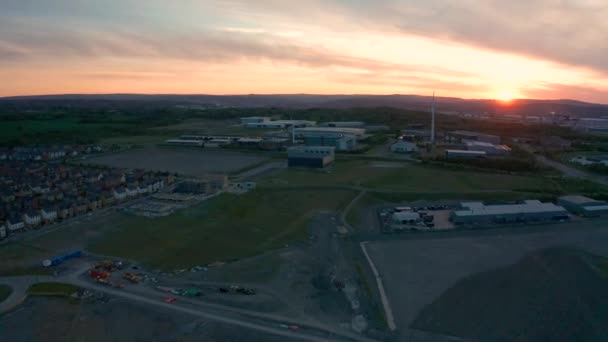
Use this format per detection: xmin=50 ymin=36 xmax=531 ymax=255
xmin=495 ymin=90 xmax=519 ymax=102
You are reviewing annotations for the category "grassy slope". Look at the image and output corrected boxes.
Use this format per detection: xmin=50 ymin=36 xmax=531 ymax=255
xmin=90 ymin=188 xmax=356 ymax=269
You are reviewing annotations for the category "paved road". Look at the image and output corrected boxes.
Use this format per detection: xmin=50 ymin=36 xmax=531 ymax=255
xmin=0 ymin=263 xmax=376 ymax=342
xmin=534 ymin=154 xmax=608 ymax=185
xmin=0 ymin=275 xmax=57 ymax=313
xmin=518 ymin=143 xmax=608 ymax=185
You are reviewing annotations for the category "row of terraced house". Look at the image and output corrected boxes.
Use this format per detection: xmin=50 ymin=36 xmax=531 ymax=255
xmin=0 ymin=159 xmax=175 ymax=240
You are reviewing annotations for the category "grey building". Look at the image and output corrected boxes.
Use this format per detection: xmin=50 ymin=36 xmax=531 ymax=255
xmin=450 ymin=200 xmax=568 ymax=225
xmin=445 ymin=149 xmax=486 ymax=159
xmin=287 ymin=146 xmax=335 ymax=168
xmin=294 ymin=127 xmax=365 ymax=151
xmin=465 ymin=141 xmax=512 ymax=156
xmin=447 ymin=130 xmax=501 ymax=144
xmin=320 ymin=121 xmax=365 ymax=128
xmin=558 ymin=195 xmax=608 ymax=216
xmin=240 ymin=117 xmax=271 ymax=125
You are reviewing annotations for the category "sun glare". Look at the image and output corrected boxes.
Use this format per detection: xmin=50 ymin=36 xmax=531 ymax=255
xmin=495 ymin=90 xmax=518 ymax=102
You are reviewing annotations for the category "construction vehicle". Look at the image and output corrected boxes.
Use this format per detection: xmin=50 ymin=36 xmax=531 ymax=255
xmin=123 ymin=273 xmax=141 ymax=283
xmin=236 ymin=287 xmax=256 ymax=295
xmin=90 ymin=269 xmax=111 ymax=280
xmin=180 ymin=289 xmax=202 ymax=297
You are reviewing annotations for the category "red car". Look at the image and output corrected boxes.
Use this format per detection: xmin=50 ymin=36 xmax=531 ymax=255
xmin=163 ymin=296 xmax=177 ymax=304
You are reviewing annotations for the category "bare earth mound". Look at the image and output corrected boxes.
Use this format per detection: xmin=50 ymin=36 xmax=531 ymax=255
xmin=412 ymin=247 xmax=608 ymax=342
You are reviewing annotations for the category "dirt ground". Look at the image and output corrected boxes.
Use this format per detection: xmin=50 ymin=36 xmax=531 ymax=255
xmin=86 ymin=147 xmax=268 ymax=176
xmin=365 ymin=220 xmax=608 ymax=341
xmin=0 ymin=296 xmax=286 ymax=342
xmin=158 ymin=212 xmax=381 ymax=337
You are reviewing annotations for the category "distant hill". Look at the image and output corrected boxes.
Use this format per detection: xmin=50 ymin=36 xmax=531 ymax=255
xmin=1 ymin=94 xmax=607 ymax=117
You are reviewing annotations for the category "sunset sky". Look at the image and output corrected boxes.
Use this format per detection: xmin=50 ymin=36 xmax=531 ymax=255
xmin=1 ymin=0 xmax=607 ymax=103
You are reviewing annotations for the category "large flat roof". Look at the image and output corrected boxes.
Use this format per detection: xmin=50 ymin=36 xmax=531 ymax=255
xmin=454 ymin=201 xmax=567 ymax=217
xmin=449 ymin=130 xmax=499 ymax=137
xmin=445 ymin=149 xmax=487 ymax=155
xmin=559 ymin=195 xmax=603 ymax=205
xmin=295 ymin=127 xmax=365 ymax=134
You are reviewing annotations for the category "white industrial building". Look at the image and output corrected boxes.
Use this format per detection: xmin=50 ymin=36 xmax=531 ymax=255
xmin=294 ymin=127 xmax=365 ymax=151
xmin=447 ymin=130 xmax=501 ymax=144
xmin=319 ymin=121 xmax=365 ymax=128
xmin=465 ymin=141 xmax=512 ymax=156
xmin=576 ymin=118 xmax=608 ymax=131
xmin=240 ymin=117 xmax=271 ymax=125
xmin=450 ymin=200 xmax=568 ymax=225
xmin=558 ymin=195 xmax=608 ymax=216
xmin=390 ymin=140 xmax=418 ymax=153
xmin=391 ymin=211 xmax=421 ymax=225
xmin=245 ymin=120 xmax=316 ymax=129
xmin=165 ymin=139 xmax=204 ymax=147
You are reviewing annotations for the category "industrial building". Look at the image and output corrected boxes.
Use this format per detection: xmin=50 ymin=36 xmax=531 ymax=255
xmin=294 ymin=127 xmax=365 ymax=151
xmin=450 ymin=200 xmax=569 ymax=225
xmin=240 ymin=116 xmax=271 ymax=125
xmin=319 ymin=121 xmax=365 ymax=128
xmin=259 ymin=138 xmax=290 ymax=150
xmin=287 ymin=146 xmax=335 ymax=168
xmin=390 ymin=140 xmax=418 ymax=153
xmin=446 ymin=130 xmax=501 ymax=144
xmin=465 ymin=141 xmax=512 ymax=156
xmin=175 ymin=176 xmax=228 ymax=194
xmin=445 ymin=149 xmax=486 ymax=159
xmin=391 ymin=211 xmax=421 ymax=225
xmin=557 ymin=195 xmax=608 ymax=216
xmin=244 ymin=119 xmax=316 ymax=129
xmin=576 ymin=118 xmax=608 ymax=132
xmin=165 ymin=139 xmax=203 ymax=147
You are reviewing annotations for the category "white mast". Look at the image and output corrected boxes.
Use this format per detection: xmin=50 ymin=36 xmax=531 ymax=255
xmin=431 ymin=91 xmax=436 ymax=145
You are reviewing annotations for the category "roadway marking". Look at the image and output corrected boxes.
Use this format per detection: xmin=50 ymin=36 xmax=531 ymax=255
xmin=360 ymin=241 xmax=396 ymax=331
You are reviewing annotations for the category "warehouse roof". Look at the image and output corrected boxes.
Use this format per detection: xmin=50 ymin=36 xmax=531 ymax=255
xmin=449 ymin=130 xmax=499 ymax=138
xmin=392 ymin=211 xmax=420 ymax=221
xmin=445 ymin=149 xmax=487 ymax=155
xmin=294 ymin=127 xmax=366 ymax=136
xmin=558 ymin=195 xmax=603 ymax=205
xmin=453 ymin=201 xmax=567 ymax=217
xmin=583 ymin=205 xmax=608 ymax=212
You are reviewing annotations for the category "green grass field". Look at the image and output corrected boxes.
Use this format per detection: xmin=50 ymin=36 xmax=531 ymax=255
xmin=27 ymin=282 xmax=79 ymax=297
xmin=263 ymin=160 xmax=553 ymax=193
xmin=90 ymin=188 xmax=356 ymax=269
xmin=0 ymin=118 xmax=131 ymax=144
xmin=0 ymin=284 xmax=12 ymax=302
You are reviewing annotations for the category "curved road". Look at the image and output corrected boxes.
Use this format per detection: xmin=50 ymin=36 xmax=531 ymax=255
xmin=0 ymin=264 xmax=377 ymax=342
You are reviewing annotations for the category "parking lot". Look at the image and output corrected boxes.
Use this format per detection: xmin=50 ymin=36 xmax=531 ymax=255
xmin=378 ymin=204 xmax=456 ymax=233
xmin=87 ymin=147 xmax=269 ymax=177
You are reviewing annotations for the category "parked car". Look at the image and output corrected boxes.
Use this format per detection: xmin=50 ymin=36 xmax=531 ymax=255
xmin=163 ymin=296 xmax=177 ymax=304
